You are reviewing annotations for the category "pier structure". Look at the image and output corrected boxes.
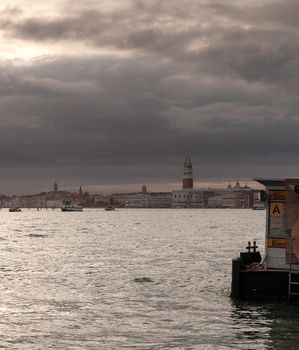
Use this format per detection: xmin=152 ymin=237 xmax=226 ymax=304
xmin=231 ymin=178 xmax=299 ymax=301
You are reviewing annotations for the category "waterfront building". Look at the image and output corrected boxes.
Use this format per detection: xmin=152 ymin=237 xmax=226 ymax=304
xmin=46 ymin=199 xmax=63 ymax=208
xmin=108 ymin=193 xmax=131 ymax=207
xmin=0 ymin=195 xmax=10 ymax=208
xmin=14 ymin=194 xmax=47 ymax=208
xmin=207 ymin=183 xmax=254 ymax=208
xmin=173 ymin=188 xmax=212 ymax=208
xmin=173 ymin=152 xmax=213 ymax=208
xmin=207 ymin=195 xmax=223 ymax=208
xmin=127 ymin=189 xmax=172 ymax=208
xmin=222 ymin=192 xmax=238 ymax=208
xmin=94 ymin=194 xmax=109 ymax=207
xmin=172 ymin=152 xmax=256 ymax=208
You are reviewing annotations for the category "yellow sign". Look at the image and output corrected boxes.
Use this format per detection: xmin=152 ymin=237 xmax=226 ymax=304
xmin=270 ymin=202 xmax=285 ymax=217
xmin=267 ymin=237 xmax=286 ymax=248
xmin=270 ymin=191 xmax=285 ymax=201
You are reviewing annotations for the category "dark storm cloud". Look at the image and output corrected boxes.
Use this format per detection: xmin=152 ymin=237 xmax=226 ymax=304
xmin=0 ymin=55 xmax=297 ymax=163
xmin=0 ymin=0 xmax=299 ymax=193
xmin=3 ymin=0 xmax=299 ymax=91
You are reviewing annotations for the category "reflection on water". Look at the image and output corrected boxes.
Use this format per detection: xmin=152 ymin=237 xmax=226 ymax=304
xmin=231 ymin=300 xmax=299 ymax=350
xmin=0 ymin=208 xmax=298 ymax=349
xmin=231 ymin=301 xmax=272 ymax=349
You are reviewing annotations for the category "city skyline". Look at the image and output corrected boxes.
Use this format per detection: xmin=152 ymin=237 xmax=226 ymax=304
xmin=0 ymin=177 xmax=262 ymax=197
xmin=0 ymin=1 xmax=298 ymax=193
xmin=0 ymin=152 xmax=262 ymax=195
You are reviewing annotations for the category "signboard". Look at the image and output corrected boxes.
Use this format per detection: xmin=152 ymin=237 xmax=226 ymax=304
xmin=270 ymin=202 xmax=285 ymax=218
xmin=268 ymin=193 xmax=286 ymax=245
xmin=267 ymin=237 xmax=287 ymax=249
xmin=254 ymin=179 xmax=288 ymax=268
xmin=269 ymin=191 xmax=285 ymax=201
xmin=269 ymin=217 xmax=286 ymax=237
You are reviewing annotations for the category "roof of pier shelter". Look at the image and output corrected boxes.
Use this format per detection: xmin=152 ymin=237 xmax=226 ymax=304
xmin=254 ymin=178 xmax=285 ymax=188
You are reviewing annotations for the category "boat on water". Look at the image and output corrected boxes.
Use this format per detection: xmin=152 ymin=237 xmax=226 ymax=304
xmin=231 ymin=178 xmax=299 ymax=302
xmin=105 ymin=206 xmax=115 ymax=211
xmin=61 ymin=200 xmax=83 ymax=212
xmin=252 ymin=202 xmax=265 ymax=210
xmin=9 ymin=207 xmax=22 ymax=212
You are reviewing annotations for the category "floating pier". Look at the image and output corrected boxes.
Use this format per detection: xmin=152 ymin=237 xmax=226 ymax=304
xmin=231 ymin=178 xmax=299 ymax=301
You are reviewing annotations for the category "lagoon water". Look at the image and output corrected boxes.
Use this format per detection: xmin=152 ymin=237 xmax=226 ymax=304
xmin=0 ymin=208 xmax=299 ymax=349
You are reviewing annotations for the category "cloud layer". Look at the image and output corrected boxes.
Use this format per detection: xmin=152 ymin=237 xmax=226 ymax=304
xmin=0 ymin=0 xmax=298 ymax=193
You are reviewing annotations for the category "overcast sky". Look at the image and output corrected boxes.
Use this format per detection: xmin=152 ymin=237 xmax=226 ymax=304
xmin=0 ymin=0 xmax=298 ymax=194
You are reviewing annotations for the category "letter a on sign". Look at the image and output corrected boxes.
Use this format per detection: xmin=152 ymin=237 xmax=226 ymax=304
xmin=270 ymin=202 xmax=284 ymax=217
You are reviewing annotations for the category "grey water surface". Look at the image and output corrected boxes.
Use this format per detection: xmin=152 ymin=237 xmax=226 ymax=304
xmin=0 ymin=208 xmax=297 ymax=349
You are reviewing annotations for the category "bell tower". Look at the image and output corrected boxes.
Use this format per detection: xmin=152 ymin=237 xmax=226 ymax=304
xmin=182 ymin=151 xmax=193 ymax=189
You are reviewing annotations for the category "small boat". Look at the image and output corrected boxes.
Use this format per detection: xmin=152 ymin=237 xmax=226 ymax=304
xmin=61 ymin=200 xmax=83 ymax=212
xmin=9 ymin=207 xmax=22 ymax=212
xmin=105 ymin=206 xmax=115 ymax=211
xmin=252 ymin=202 xmax=265 ymax=210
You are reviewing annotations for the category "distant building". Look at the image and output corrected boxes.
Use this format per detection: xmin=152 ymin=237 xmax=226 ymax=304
xmin=172 ymin=152 xmax=211 ymax=207
xmin=54 ymin=181 xmax=58 ymax=192
xmin=171 ymin=153 xmax=256 ymax=208
xmin=46 ymin=199 xmax=63 ymax=208
xmin=222 ymin=192 xmax=237 ymax=208
xmin=207 ymin=182 xmax=254 ymax=208
xmin=94 ymin=194 xmax=109 ymax=207
xmin=208 ymin=195 xmax=223 ymax=208
xmin=127 ymin=187 xmax=172 ymax=208
xmin=172 ymin=189 xmax=213 ymax=208
xmin=108 ymin=193 xmax=131 ymax=207
xmin=13 ymin=194 xmax=47 ymax=208
xmin=182 ymin=151 xmax=193 ymax=189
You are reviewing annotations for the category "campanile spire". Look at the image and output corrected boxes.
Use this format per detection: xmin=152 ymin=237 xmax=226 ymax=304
xmin=182 ymin=151 xmax=193 ymax=189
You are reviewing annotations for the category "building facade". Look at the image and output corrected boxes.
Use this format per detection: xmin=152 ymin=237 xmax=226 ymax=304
xmin=127 ymin=189 xmax=172 ymax=208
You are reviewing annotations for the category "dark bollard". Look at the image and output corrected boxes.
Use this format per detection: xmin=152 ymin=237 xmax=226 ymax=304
xmin=231 ymin=258 xmax=241 ymax=299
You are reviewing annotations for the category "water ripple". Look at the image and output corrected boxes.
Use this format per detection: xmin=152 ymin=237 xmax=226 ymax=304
xmin=0 ymin=208 xmax=293 ymax=349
